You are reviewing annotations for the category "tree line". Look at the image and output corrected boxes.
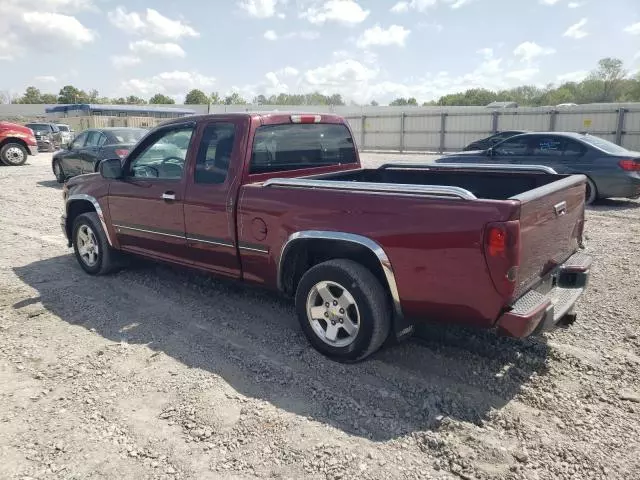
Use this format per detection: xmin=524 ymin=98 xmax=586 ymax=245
xmin=7 ymin=57 xmax=640 ymax=108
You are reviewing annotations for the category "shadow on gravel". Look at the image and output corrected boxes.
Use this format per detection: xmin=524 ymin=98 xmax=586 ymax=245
xmin=588 ymin=198 xmax=640 ymax=211
xmin=36 ymin=180 xmax=62 ymax=189
xmin=14 ymin=255 xmax=550 ymax=442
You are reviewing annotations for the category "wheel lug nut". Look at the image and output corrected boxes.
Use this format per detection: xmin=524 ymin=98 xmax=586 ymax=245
xmin=324 ymin=312 xmax=329 ymax=318
xmin=339 ymin=318 xmax=343 ymax=323
xmin=325 ymin=302 xmax=330 ymax=307
xmin=331 ymin=320 xmax=336 ymax=326
xmin=339 ymin=308 xmax=345 ymax=314
xmin=333 ymin=301 xmax=338 ymax=306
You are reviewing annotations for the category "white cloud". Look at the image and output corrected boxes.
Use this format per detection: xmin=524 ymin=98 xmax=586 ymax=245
xmin=477 ymin=47 xmax=494 ymax=59
xmin=513 ymin=41 xmax=556 ymax=62
xmin=129 ymin=40 xmax=186 ymax=58
xmin=35 ymin=75 xmax=57 ymax=82
xmin=110 ymin=55 xmax=141 ymax=69
xmin=121 ymin=71 xmax=216 ymax=98
xmin=539 ymin=0 xmax=561 ymax=4
xmin=541 ymin=0 xmax=584 ymax=6
xmin=505 ymin=68 xmax=539 ymax=81
xmin=568 ymin=2 xmax=582 ymax=7
xmin=107 ymin=7 xmax=199 ymax=40
xmin=563 ymin=18 xmax=588 ymax=39
xmin=356 ymin=25 xmax=411 ymax=48
xmin=264 ymin=30 xmax=278 ymax=40
xmin=624 ymin=22 xmax=640 ymax=35
xmin=22 ymin=12 xmax=96 ymax=48
xmin=238 ymin=0 xmax=282 ymax=18
xmin=301 ymin=0 xmax=370 ymax=26
xmin=556 ymin=70 xmax=588 ymax=83
xmin=390 ymin=0 xmax=471 ymax=12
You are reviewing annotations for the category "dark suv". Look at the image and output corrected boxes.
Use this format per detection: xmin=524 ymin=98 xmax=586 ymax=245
xmin=25 ymin=123 xmax=63 ymax=152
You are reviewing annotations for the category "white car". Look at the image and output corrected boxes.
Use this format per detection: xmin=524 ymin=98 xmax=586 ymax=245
xmin=56 ymin=124 xmax=74 ymax=145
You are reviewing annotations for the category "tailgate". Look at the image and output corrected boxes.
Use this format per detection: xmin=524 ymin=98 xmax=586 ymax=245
xmin=512 ymin=175 xmax=587 ymax=300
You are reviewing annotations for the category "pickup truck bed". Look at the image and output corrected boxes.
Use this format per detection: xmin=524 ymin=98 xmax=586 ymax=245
xmin=61 ymin=112 xmax=592 ymax=362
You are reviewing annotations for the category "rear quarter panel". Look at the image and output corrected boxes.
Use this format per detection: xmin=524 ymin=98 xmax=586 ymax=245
xmin=237 ymin=185 xmax=519 ymax=327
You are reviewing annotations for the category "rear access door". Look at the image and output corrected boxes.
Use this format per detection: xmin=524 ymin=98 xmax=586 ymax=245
xmin=511 ymin=174 xmax=587 ymax=299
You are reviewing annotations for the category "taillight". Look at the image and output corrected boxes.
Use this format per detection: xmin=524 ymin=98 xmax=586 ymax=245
xmin=484 ymin=221 xmax=520 ymax=299
xmin=115 ymin=149 xmax=130 ymax=159
xmin=618 ymin=159 xmax=640 ymax=171
xmin=290 ymin=114 xmax=321 ymax=124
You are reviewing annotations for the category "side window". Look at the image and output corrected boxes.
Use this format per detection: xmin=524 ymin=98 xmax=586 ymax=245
xmin=493 ymin=137 xmax=530 ymax=156
xmin=531 ymin=136 xmax=563 ymax=156
xmin=194 ymin=122 xmax=236 ymax=184
xmin=97 ymin=133 xmax=107 ymax=147
xmin=71 ymin=132 xmax=88 ymax=149
xmin=128 ymin=126 xmax=195 ymax=180
xmin=563 ymin=139 xmax=585 ymax=157
xmin=85 ymin=131 xmax=101 ymax=147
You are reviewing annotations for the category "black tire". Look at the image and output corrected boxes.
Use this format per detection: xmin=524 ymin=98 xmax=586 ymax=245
xmin=53 ymin=160 xmax=65 ymax=183
xmin=295 ymin=259 xmax=392 ymax=362
xmin=0 ymin=142 xmax=28 ymax=166
xmin=72 ymin=212 xmax=121 ymax=275
xmin=585 ymin=177 xmax=597 ymax=205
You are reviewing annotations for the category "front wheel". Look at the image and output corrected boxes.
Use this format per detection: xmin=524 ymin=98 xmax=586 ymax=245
xmin=53 ymin=160 xmax=65 ymax=183
xmin=0 ymin=143 xmax=28 ymax=166
xmin=295 ymin=259 xmax=392 ymax=362
xmin=72 ymin=212 xmax=121 ymax=275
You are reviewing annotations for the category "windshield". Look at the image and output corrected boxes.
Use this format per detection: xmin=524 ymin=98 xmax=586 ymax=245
xmin=250 ymin=123 xmax=357 ymax=174
xmin=108 ymin=128 xmax=147 ymax=144
xmin=57 ymin=125 xmax=70 ymax=132
xmin=579 ymin=135 xmax=630 ymax=155
xmin=26 ymin=123 xmax=51 ymax=134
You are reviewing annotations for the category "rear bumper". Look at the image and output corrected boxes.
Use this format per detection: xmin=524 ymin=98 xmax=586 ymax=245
xmin=496 ymin=252 xmax=592 ymax=338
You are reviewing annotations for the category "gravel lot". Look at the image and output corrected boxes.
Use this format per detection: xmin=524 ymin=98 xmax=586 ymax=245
xmin=1 ymin=153 xmax=639 ymax=480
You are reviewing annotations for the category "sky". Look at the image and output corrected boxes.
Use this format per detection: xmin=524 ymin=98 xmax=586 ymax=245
xmin=0 ymin=0 xmax=639 ymax=104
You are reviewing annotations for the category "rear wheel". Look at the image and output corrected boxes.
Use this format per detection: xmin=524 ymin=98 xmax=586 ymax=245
xmin=295 ymin=259 xmax=391 ymax=362
xmin=0 ymin=143 xmax=28 ymax=166
xmin=585 ymin=177 xmax=597 ymax=205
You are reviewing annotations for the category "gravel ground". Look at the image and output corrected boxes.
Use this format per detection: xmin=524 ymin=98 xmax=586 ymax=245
xmin=1 ymin=153 xmax=639 ymax=480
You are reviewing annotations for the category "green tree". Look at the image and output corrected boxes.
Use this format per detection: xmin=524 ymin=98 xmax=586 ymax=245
xmin=149 ymin=93 xmax=175 ymax=104
xmin=184 ymin=89 xmax=210 ymax=105
xmin=223 ymin=92 xmax=247 ymax=105
xmin=41 ymin=93 xmax=58 ymax=104
xmin=126 ymin=95 xmax=147 ymax=105
xmin=390 ymin=97 xmax=418 ymax=106
xmin=17 ymin=86 xmax=43 ymax=104
xmin=210 ymin=92 xmax=222 ymax=104
xmin=588 ymin=57 xmax=627 ymax=102
xmin=370 ymin=100 xmax=379 ymax=106
xmin=58 ymin=85 xmax=89 ymax=104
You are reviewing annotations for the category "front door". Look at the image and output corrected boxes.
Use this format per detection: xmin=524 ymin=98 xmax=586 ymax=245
xmin=491 ymin=135 xmax=533 ymax=164
xmin=61 ymin=131 xmax=89 ymax=176
xmin=183 ymin=118 xmax=245 ymax=278
xmin=108 ymin=122 xmax=196 ymax=263
xmin=79 ymin=130 xmax=105 ymax=173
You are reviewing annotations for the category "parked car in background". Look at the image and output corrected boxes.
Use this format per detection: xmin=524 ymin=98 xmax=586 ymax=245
xmin=24 ymin=122 xmax=63 ymax=152
xmin=52 ymin=127 xmax=148 ymax=183
xmin=56 ymin=124 xmax=74 ymax=145
xmin=0 ymin=121 xmax=38 ymax=166
xmin=61 ymin=112 xmax=592 ymax=362
xmin=437 ymin=132 xmax=640 ymax=204
xmin=462 ymin=130 xmax=527 ymax=151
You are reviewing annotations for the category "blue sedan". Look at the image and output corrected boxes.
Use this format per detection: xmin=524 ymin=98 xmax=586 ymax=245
xmin=436 ymin=132 xmax=640 ymax=204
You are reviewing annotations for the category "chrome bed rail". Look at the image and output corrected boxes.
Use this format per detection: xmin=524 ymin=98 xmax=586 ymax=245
xmin=377 ymin=162 xmax=558 ymax=174
xmin=262 ymin=177 xmax=477 ymax=200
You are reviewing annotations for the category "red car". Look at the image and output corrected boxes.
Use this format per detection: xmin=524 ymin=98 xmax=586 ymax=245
xmin=61 ymin=113 xmax=592 ymax=362
xmin=0 ymin=121 xmax=38 ymax=166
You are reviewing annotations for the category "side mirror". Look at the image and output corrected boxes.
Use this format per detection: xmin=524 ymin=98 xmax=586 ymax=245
xmin=99 ymin=158 xmax=123 ymax=179
xmin=486 ymin=147 xmax=494 ymax=156
xmin=66 ymin=142 xmax=73 ymax=150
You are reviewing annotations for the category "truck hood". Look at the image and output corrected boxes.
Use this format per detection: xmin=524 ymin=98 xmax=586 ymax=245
xmin=66 ymin=172 xmax=100 ymax=188
xmin=0 ymin=121 xmax=33 ymax=136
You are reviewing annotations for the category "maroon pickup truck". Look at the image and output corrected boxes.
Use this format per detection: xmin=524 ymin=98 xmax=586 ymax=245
xmin=61 ymin=113 xmax=592 ymax=362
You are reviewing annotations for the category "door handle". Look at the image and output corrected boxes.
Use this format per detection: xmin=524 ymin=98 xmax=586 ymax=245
xmin=162 ymin=192 xmax=176 ymax=201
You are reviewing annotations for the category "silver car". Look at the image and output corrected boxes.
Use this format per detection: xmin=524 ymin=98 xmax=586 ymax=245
xmin=56 ymin=124 xmax=74 ymax=146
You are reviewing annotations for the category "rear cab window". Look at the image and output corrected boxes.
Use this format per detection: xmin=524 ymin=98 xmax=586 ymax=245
xmin=249 ymin=123 xmax=357 ymax=174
